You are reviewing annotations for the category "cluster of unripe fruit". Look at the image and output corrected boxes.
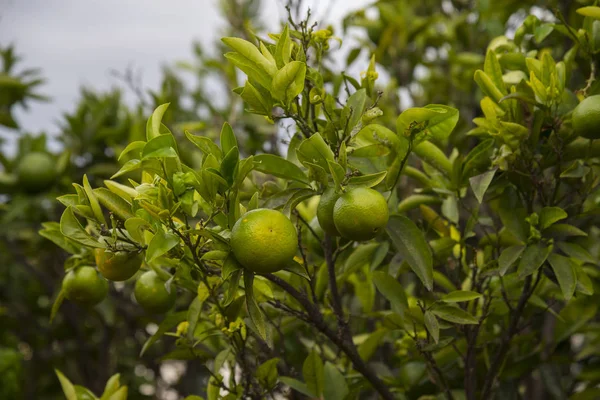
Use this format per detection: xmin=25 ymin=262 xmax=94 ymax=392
xmin=229 ymin=187 xmax=389 ymax=274
xmin=62 ymin=246 xmax=176 ymax=313
xmin=62 ymin=186 xmax=391 ymax=307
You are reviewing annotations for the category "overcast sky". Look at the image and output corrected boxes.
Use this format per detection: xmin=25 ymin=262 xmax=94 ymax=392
xmin=0 ymin=0 xmax=370 ymax=153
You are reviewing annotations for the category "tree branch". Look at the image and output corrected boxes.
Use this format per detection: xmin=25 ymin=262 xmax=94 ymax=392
xmin=263 ymin=273 xmax=394 ymax=400
xmin=480 ymin=274 xmax=537 ymax=398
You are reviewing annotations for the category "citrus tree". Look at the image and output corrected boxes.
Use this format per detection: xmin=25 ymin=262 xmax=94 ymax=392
xmin=30 ymin=3 xmax=600 ymax=400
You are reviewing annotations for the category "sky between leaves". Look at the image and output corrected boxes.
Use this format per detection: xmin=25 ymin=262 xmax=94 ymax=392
xmin=0 ymin=0 xmax=372 ymax=154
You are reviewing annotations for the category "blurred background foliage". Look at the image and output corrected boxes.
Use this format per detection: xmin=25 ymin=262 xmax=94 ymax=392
xmin=0 ymin=0 xmax=598 ymax=399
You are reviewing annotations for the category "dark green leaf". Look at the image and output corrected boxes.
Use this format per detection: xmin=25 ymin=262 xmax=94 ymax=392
xmin=279 ymin=377 xmax=314 ymax=397
xmin=441 ymin=290 xmax=482 ymax=303
xmin=547 ymin=253 xmax=577 ymax=300
xmin=302 ymin=349 xmax=324 ymax=397
xmin=517 ymin=243 xmax=553 ymax=278
xmin=498 ymin=245 xmax=526 ymax=276
xmin=432 ymin=305 xmax=478 ymax=325
xmin=323 ymin=362 xmax=349 ymax=400
xmin=372 ymin=271 xmax=408 ymax=316
xmin=539 ymin=207 xmax=568 ymax=230
xmin=254 ymin=154 xmax=309 ymax=184
xmin=244 ymin=271 xmax=266 ymax=340
xmin=424 ymin=311 xmax=440 ymax=343
xmin=60 ymin=207 xmax=104 ymax=248
xmin=386 ymin=215 xmax=433 ymax=290
xmin=146 ymin=231 xmax=180 ymax=262
xmin=557 ymin=242 xmax=595 ymax=264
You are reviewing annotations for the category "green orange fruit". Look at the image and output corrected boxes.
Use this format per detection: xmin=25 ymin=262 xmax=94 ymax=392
xmin=572 ymin=95 xmax=600 ymax=140
xmin=230 ymin=208 xmax=297 ymax=273
xmin=16 ymin=152 xmax=56 ymax=193
xmin=317 ymin=188 xmax=341 ymax=236
xmin=95 ymin=248 xmax=143 ymax=281
xmin=333 ymin=187 xmax=389 ymax=241
xmin=62 ymin=266 xmax=108 ymax=305
xmin=134 ymin=270 xmax=177 ymax=313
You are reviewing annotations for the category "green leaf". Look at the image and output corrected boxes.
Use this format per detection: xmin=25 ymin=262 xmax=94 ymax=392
xmin=118 ymin=141 xmax=146 ymax=161
xmin=186 ymin=295 xmax=204 ymax=341
xmin=39 ymin=226 xmax=80 ymax=255
xmin=225 ymin=52 xmax=273 ymax=90
xmin=323 ymin=362 xmax=349 ymax=400
xmin=577 ymin=6 xmax=600 ymax=20
xmin=386 ymin=215 xmax=433 ymax=290
xmin=60 ymin=207 xmax=104 ymax=248
xmin=474 ymin=70 xmax=506 ymax=106
xmin=253 ymin=154 xmax=309 ymax=183
xmin=484 ymin=50 xmax=506 ymax=95
xmin=284 ymin=259 xmax=311 ymax=280
xmin=184 ymin=130 xmax=223 ymax=160
xmin=432 ymin=305 xmax=478 ymax=325
xmin=469 ymin=169 xmax=496 ymax=204
xmin=100 ymin=374 xmax=121 ymax=400
xmin=275 ymin=25 xmax=292 ymax=68
xmin=111 ymin=159 xmax=142 ymax=179
xmin=55 ymin=370 xmax=77 ymax=400
xmin=271 ymin=61 xmax=306 ymax=106
xmin=142 ymin=134 xmax=178 ymax=159
xmin=342 ymin=88 xmax=367 ymax=135
xmin=222 ymin=37 xmax=277 ymax=77
xmin=147 ymin=103 xmax=170 ymax=140
xmin=462 ymin=139 xmax=494 ymax=179
xmin=244 ymin=271 xmax=267 ymax=340
xmin=498 ymin=245 xmax=526 ymax=276
xmin=279 ymin=377 xmax=314 ymax=397
xmin=222 ymin=254 xmax=242 ymax=280
xmin=106 ymin=386 xmax=127 ymax=400
xmin=574 ymin=264 xmax=594 ymax=295
xmin=357 ymin=328 xmax=387 ymax=361
xmin=303 ymin=349 xmax=324 ymax=397
xmin=424 ymin=311 xmax=440 ymax=343
xmin=352 ymin=124 xmax=403 ymax=157
xmin=539 ymin=207 xmax=568 ymax=230
xmin=146 ymin=230 xmax=180 ymax=262
xmin=220 ymin=122 xmax=237 ymax=154
xmin=347 ymin=171 xmax=387 ymax=188
xmin=94 ymin=188 xmax=134 ymax=221
xmin=104 ymin=180 xmax=138 ymax=202
xmin=296 ymin=133 xmax=335 ymax=171
xmin=240 ymin=80 xmax=273 ymax=115
xmin=372 ymin=271 xmax=408 ymax=316
xmin=327 ymin=160 xmax=345 ymax=189
xmin=83 ymin=174 xmax=106 ymax=225
xmin=542 ymin=224 xmax=587 ymax=238
xmin=547 ymin=253 xmax=577 ymax=301
xmin=441 ymin=290 xmax=482 ymax=303
xmin=256 ymin=358 xmax=280 ymax=389
xmin=396 ymin=105 xmax=459 ymax=142
xmin=140 ymin=311 xmax=187 ymax=356
xmin=220 ymin=146 xmax=239 ymax=185
xmin=413 ymin=141 xmax=453 ymax=176
xmin=517 ymin=243 xmax=553 ymax=278
xmin=556 ymin=242 xmax=596 ymax=264
xmin=534 ymin=23 xmax=554 ymax=44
